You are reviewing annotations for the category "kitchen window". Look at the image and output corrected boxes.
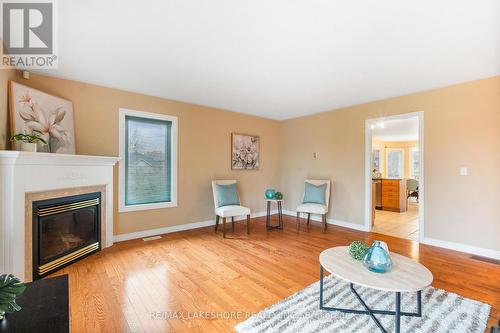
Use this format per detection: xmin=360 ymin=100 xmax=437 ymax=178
xmin=386 ymin=148 xmax=404 ymax=179
xmin=410 ymin=147 xmax=420 ymax=180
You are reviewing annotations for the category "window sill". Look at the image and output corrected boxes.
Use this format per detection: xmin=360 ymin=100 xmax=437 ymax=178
xmin=119 ymin=201 xmax=177 ymax=213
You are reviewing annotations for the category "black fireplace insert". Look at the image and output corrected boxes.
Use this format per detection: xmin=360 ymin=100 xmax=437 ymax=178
xmin=32 ymin=192 xmax=101 ymax=280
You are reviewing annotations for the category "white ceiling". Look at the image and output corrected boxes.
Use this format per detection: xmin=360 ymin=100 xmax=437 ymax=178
xmin=372 ymin=116 xmax=419 ymax=142
xmin=37 ymin=0 xmax=500 ymax=120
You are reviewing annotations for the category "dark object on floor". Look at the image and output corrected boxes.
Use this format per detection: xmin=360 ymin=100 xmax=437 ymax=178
xmin=491 ymin=318 xmax=500 ymax=333
xmin=0 ymin=275 xmax=69 ymax=333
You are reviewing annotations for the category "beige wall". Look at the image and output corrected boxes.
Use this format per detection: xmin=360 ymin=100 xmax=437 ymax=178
xmin=1 ymin=72 xmax=499 ymax=253
xmin=1 ymin=72 xmax=281 ymax=235
xmin=280 ymin=76 xmax=500 ymax=251
xmin=372 ymin=140 xmax=418 ymax=178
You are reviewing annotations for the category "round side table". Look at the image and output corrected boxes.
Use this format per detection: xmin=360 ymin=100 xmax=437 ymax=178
xmin=265 ymin=199 xmax=283 ymax=230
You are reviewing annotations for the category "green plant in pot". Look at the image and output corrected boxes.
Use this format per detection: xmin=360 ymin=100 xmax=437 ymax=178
xmin=348 ymin=240 xmax=369 ymax=260
xmin=0 ymin=274 xmax=26 ymax=321
xmin=10 ymin=130 xmax=47 ymax=152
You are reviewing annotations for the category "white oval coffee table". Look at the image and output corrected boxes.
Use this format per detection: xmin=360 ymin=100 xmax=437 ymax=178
xmin=319 ymin=246 xmax=433 ymax=333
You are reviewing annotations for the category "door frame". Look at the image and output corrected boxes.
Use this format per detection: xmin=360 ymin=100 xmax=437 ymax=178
xmin=364 ymin=111 xmax=424 ymax=241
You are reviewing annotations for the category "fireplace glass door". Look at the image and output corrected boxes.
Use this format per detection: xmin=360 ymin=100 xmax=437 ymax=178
xmin=33 ymin=192 xmax=101 ymax=279
xmin=39 ymin=206 xmax=98 ymax=263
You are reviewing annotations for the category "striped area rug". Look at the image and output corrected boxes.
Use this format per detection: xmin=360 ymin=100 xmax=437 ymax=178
xmin=235 ymin=275 xmax=490 ymax=333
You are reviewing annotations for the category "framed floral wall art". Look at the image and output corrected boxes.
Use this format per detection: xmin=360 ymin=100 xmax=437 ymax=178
xmin=9 ymin=81 xmax=76 ymax=154
xmin=231 ymin=132 xmax=259 ymax=170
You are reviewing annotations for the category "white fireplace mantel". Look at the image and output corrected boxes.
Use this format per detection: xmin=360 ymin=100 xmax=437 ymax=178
xmin=0 ymin=151 xmax=119 ymax=280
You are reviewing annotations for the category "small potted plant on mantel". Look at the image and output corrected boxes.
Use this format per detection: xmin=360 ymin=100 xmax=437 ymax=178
xmin=10 ymin=130 xmax=47 ymax=152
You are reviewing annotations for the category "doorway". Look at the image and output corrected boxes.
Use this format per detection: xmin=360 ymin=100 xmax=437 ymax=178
xmin=364 ymin=112 xmax=424 ymax=242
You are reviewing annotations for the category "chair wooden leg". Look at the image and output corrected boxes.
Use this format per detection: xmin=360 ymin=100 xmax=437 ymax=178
xmin=215 ymin=215 xmax=219 ymax=232
xmin=322 ymin=214 xmax=327 ymax=233
xmin=296 ymin=212 xmax=300 ymax=231
xmin=246 ymin=214 xmax=250 ymax=234
xmin=222 ymin=217 xmax=226 ymax=238
xmin=307 ymin=213 xmax=311 ymax=228
xmin=231 ymin=216 xmax=235 ymax=232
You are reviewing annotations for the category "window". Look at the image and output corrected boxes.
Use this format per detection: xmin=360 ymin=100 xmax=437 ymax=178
xmin=372 ymin=149 xmax=381 ymax=172
xmin=119 ymin=108 xmax=177 ymax=212
xmin=410 ymin=147 xmax=420 ymax=180
xmin=386 ymin=148 xmax=404 ymax=179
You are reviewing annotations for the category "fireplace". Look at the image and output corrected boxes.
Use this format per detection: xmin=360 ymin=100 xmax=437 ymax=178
xmin=32 ymin=192 xmax=101 ymax=280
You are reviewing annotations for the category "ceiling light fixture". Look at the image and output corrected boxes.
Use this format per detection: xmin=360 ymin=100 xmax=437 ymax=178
xmin=370 ymin=121 xmax=385 ymax=130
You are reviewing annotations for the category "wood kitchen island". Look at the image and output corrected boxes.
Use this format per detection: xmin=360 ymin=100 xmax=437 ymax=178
xmin=373 ymin=178 xmax=408 ymax=213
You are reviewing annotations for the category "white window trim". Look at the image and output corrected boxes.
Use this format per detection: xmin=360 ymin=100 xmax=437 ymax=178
xmin=385 ymin=148 xmax=404 ymax=179
xmin=118 ymin=108 xmax=178 ymax=213
xmin=409 ymin=147 xmax=419 ymax=179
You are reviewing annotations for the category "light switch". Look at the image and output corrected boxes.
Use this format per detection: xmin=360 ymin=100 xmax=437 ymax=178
xmin=460 ymin=167 xmax=468 ymax=176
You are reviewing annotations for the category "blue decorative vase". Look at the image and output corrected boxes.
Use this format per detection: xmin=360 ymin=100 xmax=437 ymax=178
xmin=362 ymin=241 xmax=393 ymax=273
xmin=265 ymin=189 xmax=276 ymax=199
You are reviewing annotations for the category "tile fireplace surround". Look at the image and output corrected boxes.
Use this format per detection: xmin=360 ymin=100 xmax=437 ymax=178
xmin=0 ymin=151 xmax=119 ymax=281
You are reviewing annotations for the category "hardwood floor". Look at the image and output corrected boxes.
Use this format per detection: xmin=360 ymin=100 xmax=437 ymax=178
xmin=373 ymin=202 xmax=419 ymax=241
xmin=49 ymin=215 xmax=499 ymax=332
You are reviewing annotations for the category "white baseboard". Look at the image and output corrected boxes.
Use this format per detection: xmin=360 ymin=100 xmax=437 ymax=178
xmin=113 ymin=219 xmax=215 ymax=242
xmin=285 ymin=210 xmax=500 ymax=259
xmin=421 ymin=237 xmax=500 ymax=260
xmin=282 ymin=209 xmax=369 ymax=232
xmin=113 ymin=210 xmax=272 ymax=242
xmin=114 ymin=210 xmax=500 ymax=260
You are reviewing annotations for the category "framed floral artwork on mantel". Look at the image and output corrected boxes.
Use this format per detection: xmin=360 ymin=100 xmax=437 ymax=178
xmin=231 ymin=132 xmax=260 ymax=170
xmin=9 ymin=81 xmax=76 ymax=154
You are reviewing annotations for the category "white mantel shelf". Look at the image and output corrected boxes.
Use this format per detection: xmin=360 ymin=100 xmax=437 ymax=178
xmin=0 ymin=150 xmax=120 ymax=280
xmin=0 ymin=150 xmax=120 ymax=166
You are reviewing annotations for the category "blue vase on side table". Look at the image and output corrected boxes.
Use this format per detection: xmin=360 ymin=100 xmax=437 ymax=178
xmin=362 ymin=241 xmax=393 ymax=273
xmin=265 ymin=189 xmax=276 ymax=199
